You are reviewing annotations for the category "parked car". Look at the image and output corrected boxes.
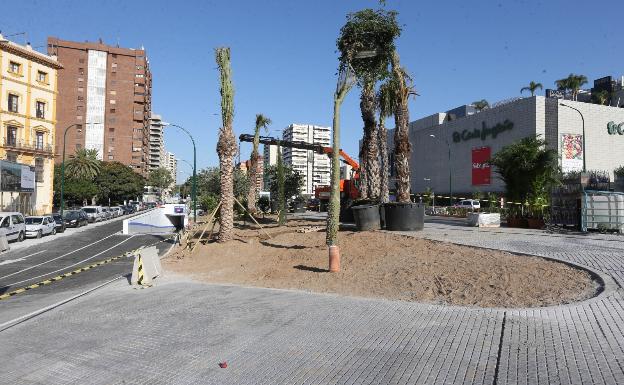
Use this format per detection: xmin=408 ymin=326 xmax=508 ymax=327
xmin=25 ymin=216 xmax=56 ymax=238
xmin=0 ymin=212 xmax=26 ymax=242
xmin=51 ymin=213 xmax=66 ymax=233
xmin=82 ymin=206 xmax=104 ymax=222
xmin=121 ymin=205 xmax=135 ymax=215
xmin=112 ymin=206 xmax=124 ymax=217
xmin=454 ymin=199 xmax=481 ymax=211
xmin=63 ymin=210 xmax=89 ymax=228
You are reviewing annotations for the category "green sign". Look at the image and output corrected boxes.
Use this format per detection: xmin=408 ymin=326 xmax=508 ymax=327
xmin=452 ymin=120 xmax=513 ymax=143
xmin=607 ymin=121 xmax=624 ymax=135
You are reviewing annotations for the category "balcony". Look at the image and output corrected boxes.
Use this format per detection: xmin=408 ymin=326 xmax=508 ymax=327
xmin=1 ymin=139 xmax=54 ymax=154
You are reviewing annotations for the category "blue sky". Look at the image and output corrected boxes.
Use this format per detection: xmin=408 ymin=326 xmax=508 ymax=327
xmin=3 ymin=0 xmax=623 ymax=182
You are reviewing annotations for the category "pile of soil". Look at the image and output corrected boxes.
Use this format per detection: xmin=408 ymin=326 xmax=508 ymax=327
xmin=165 ymin=218 xmax=598 ymax=308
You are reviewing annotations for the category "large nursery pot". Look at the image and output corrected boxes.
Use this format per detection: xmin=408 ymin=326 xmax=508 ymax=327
xmin=384 ymin=202 xmax=425 ymax=231
xmin=352 ymin=204 xmax=381 ymax=231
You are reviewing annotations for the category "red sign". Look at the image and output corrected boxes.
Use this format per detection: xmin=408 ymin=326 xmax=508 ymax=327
xmin=472 ymin=147 xmax=491 ymax=185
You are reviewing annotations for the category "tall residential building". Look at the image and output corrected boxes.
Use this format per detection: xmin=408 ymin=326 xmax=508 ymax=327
xmin=47 ymin=37 xmax=152 ymax=176
xmin=263 ymin=143 xmax=279 ymax=190
xmin=0 ymin=34 xmax=62 ymax=214
xmin=282 ymin=124 xmax=331 ymax=196
xmin=148 ymin=113 xmax=164 ymax=172
xmin=164 ymin=151 xmax=177 ymax=187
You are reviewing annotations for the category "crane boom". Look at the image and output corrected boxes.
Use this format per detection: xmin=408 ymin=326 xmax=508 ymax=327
xmin=239 ymin=134 xmax=359 ymax=170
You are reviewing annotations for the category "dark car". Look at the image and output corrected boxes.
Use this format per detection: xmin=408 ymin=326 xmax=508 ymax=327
xmin=123 ymin=205 xmax=136 ymax=215
xmin=51 ymin=213 xmax=66 ymax=233
xmin=63 ymin=210 xmax=89 ymax=228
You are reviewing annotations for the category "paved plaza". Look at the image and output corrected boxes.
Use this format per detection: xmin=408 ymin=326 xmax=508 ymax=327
xmin=1 ymin=219 xmax=624 ymax=384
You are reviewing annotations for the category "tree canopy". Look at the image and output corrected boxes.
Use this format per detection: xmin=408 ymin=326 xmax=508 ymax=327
xmin=337 ymin=8 xmax=401 ymax=86
xmin=95 ymin=162 xmax=145 ymax=204
xmin=66 ymin=148 xmax=101 ymax=180
xmin=264 ymin=164 xmax=304 ymax=201
xmin=148 ymin=167 xmax=174 ymax=193
xmin=488 ymin=137 xmax=559 ymax=204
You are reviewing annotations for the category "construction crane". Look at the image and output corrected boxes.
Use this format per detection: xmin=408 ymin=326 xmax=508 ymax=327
xmin=238 ymin=134 xmax=360 ymax=206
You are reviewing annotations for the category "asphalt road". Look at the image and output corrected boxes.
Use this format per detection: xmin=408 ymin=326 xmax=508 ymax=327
xmin=0 ymin=216 xmax=175 ymax=327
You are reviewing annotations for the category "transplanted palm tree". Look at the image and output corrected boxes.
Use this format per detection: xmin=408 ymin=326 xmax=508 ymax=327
xmin=376 ymin=80 xmax=393 ymax=204
xmin=390 ymin=51 xmax=417 ymax=203
xmin=66 ymin=148 xmax=101 ymax=180
xmin=215 ymin=47 xmax=237 ymax=243
xmin=337 ymin=8 xmax=401 ymax=201
xmin=555 ymin=74 xmax=588 ymax=101
xmin=472 ymin=99 xmax=489 ymax=112
xmin=520 ymin=81 xmax=543 ymax=97
xmin=247 ymin=114 xmax=271 ymax=214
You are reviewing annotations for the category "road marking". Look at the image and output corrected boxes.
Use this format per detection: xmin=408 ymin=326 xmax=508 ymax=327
xmin=0 ymin=233 xmax=119 ymax=280
xmin=3 ymin=235 xmax=136 ymax=288
xmin=0 ymin=250 xmax=46 ymax=266
xmin=0 ymin=236 xmax=171 ymax=302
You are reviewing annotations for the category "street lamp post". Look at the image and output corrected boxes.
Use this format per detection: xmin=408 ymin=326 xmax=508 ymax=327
xmin=559 ymin=103 xmax=586 ymax=173
xmin=429 ymin=134 xmax=453 ymax=206
xmin=60 ymin=123 xmax=82 ymax=217
xmin=164 ymin=123 xmax=196 ymax=221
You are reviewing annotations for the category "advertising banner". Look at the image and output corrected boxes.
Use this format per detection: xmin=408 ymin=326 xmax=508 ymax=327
xmin=472 ymin=146 xmax=491 ymax=185
xmin=561 ymin=134 xmax=583 ymax=173
xmin=20 ymin=165 xmax=35 ymax=192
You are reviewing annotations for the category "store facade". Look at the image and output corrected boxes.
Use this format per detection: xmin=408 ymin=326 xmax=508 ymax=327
xmin=388 ymin=96 xmax=624 ymax=196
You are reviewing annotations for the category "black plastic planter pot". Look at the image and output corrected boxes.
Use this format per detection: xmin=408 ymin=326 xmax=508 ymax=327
xmin=384 ymin=202 xmax=425 ymax=231
xmin=352 ymin=204 xmax=381 ymax=231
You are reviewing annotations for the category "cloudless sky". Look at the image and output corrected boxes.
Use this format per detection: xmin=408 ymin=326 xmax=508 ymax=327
xmin=3 ymin=0 xmax=623 ymax=182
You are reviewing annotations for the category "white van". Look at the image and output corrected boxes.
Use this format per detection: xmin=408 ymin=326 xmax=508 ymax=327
xmin=82 ymin=206 xmax=104 ymax=223
xmin=0 ymin=212 xmax=26 ymax=242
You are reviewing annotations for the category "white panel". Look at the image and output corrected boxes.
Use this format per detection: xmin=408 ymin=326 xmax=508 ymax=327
xmin=85 ymin=50 xmax=107 ymax=160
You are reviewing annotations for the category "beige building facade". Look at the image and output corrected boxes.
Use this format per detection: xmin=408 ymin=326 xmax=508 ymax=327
xmin=0 ymin=34 xmax=61 ymax=214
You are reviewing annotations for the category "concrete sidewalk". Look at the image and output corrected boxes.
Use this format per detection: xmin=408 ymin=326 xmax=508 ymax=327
xmin=1 ymin=222 xmax=623 ymax=384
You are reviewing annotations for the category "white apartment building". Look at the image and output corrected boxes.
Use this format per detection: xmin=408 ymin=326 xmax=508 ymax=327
xmin=164 ymin=151 xmax=177 ymax=187
xmin=148 ymin=113 xmax=165 ymax=172
xmin=282 ymin=124 xmax=331 ymax=196
xmin=263 ymin=143 xmax=279 ymax=190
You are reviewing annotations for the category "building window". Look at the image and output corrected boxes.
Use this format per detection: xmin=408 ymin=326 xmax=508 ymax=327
xmin=108 ymin=155 xmax=114 ymax=160
xmin=36 ymin=101 xmax=46 ymax=119
xmin=75 ymin=143 xmax=82 ymax=150
xmin=35 ymin=132 xmax=44 ymax=150
xmin=8 ymin=93 xmax=19 ymax=112
xmin=109 ymin=127 xmax=115 ymax=133
xmin=77 ymin=96 xmax=84 ymax=101
xmin=112 ymin=63 xmax=117 ymax=68
xmin=9 ymin=61 xmax=21 ymax=74
xmin=78 ymin=68 xmax=84 ymax=75
xmin=6 ymin=126 xmax=17 ymax=146
xmin=110 ymin=100 xmax=116 ymax=105
xmin=35 ymin=158 xmax=44 ymax=182
xmin=37 ymin=71 xmax=48 ymax=83
xmin=78 ymin=87 xmax=84 ymax=92
xmin=6 ymin=152 xmax=17 ymax=163
xmin=79 ymin=58 xmax=85 ymax=63
xmin=112 ymin=54 xmax=117 ymax=59
xmin=110 ymin=108 xmax=116 ymax=113
xmin=77 ymin=105 xmax=83 ymax=111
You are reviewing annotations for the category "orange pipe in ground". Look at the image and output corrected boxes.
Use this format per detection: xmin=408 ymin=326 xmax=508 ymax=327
xmin=329 ymin=245 xmax=340 ymax=272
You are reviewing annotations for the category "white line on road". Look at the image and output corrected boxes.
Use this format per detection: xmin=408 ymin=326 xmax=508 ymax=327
xmin=0 ymin=250 xmax=46 ymax=266
xmin=4 ymin=235 xmax=135 ymax=287
xmin=0 ymin=232 xmax=120 ymax=281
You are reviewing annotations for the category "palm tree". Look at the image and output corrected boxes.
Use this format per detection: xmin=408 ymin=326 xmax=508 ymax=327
xmin=520 ymin=81 xmax=543 ymax=96
xmin=215 ymin=47 xmax=237 ymax=243
xmin=66 ymin=148 xmax=101 ymax=180
xmin=377 ymin=79 xmax=395 ymax=204
xmin=337 ymin=8 xmax=401 ymax=201
xmin=592 ymin=89 xmax=609 ymax=105
xmin=247 ymin=114 xmax=271 ymax=214
xmin=390 ymin=51 xmax=416 ymax=203
xmin=326 ymin=65 xmax=356 ymax=247
xmin=472 ymin=99 xmax=489 ymax=112
xmin=555 ymin=74 xmax=587 ymax=101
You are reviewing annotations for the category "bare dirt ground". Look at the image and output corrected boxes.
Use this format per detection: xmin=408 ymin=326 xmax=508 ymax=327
xmin=164 ymin=217 xmax=598 ymax=308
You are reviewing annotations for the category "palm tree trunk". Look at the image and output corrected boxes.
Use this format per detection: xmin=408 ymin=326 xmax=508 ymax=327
xmin=378 ymin=118 xmax=389 ymax=203
xmin=215 ymin=47 xmax=237 ymax=243
xmin=247 ymin=148 xmax=259 ymax=214
xmin=277 ymin=145 xmax=286 ymax=226
xmin=360 ymin=83 xmax=380 ymax=200
xmin=392 ymin=54 xmax=411 ymax=203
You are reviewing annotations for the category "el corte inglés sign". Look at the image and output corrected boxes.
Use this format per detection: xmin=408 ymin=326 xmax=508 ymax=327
xmin=452 ymin=120 xmax=514 ymax=143
xmin=607 ymin=121 xmax=624 ymax=135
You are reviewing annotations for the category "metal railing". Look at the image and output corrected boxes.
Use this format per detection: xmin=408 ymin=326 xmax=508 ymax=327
xmin=1 ymin=139 xmax=54 ymax=153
